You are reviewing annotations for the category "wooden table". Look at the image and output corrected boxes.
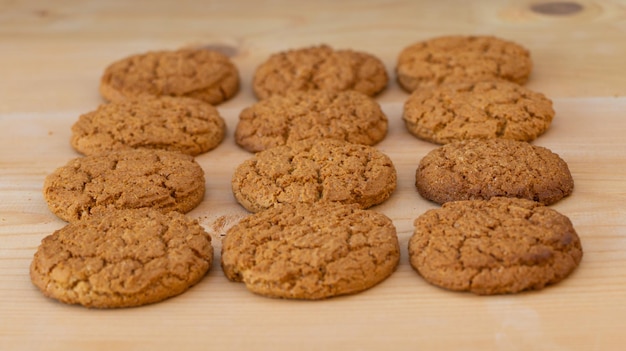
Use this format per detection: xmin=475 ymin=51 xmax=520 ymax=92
xmin=2 ymin=1 xmax=626 ymax=350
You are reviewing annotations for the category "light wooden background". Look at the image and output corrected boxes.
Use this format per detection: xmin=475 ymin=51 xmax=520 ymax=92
xmin=1 ymin=1 xmax=626 ymax=350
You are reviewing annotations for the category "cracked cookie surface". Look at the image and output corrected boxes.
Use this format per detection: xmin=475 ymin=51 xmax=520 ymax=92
xmin=252 ymin=44 xmax=388 ymax=99
xmin=221 ymin=202 xmax=399 ymax=299
xmin=402 ymin=80 xmax=554 ymax=144
xmin=43 ymin=149 xmax=205 ymax=222
xmin=416 ymin=139 xmax=574 ymax=205
xmin=396 ymin=35 xmax=532 ymax=92
xmin=71 ymin=96 xmax=226 ymax=156
xmin=30 ymin=208 xmax=213 ymax=308
xmin=409 ymin=197 xmax=583 ymax=295
xmin=231 ymin=139 xmax=397 ymax=212
xmin=235 ymin=90 xmax=388 ymax=152
xmin=100 ymin=48 xmax=239 ymax=105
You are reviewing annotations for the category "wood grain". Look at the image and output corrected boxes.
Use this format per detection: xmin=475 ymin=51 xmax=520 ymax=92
xmin=1 ymin=1 xmax=626 ymax=350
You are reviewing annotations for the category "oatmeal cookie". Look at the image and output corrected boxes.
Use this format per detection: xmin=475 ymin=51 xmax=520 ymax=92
xmin=416 ymin=139 xmax=574 ymax=205
xmin=408 ymin=197 xmax=583 ymax=295
xmin=235 ymin=90 xmax=387 ymax=152
xmin=252 ymin=44 xmax=388 ymax=99
xmin=43 ymin=149 xmax=205 ymax=222
xmin=231 ymin=139 xmax=397 ymax=212
xmin=402 ymin=80 xmax=554 ymax=144
xmin=221 ymin=202 xmax=399 ymax=299
xmin=100 ymin=48 xmax=239 ymax=104
xmin=396 ymin=35 xmax=531 ymax=92
xmin=71 ymin=96 xmax=225 ymax=156
xmin=30 ymin=208 xmax=213 ymax=308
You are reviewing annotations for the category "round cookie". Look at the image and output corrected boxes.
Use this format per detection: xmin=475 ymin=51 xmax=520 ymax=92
xmin=235 ymin=90 xmax=388 ymax=153
xmin=43 ymin=149 xmax=205 ymax=222
xmin=416 ymin=139 xmax=574 ymax=205
xmin=402 ymin=80 xmax=554 ymax=144
xmin=408 ymin=197 xmax=583 ymax=295
xmin=100 ymin=48 xmax=239 ymax=105
xmin=221 ymin=202 xmax=400 ymax=299
xmin=252 ymin=44 xmax=388 ymax=99
xmin=71 ymin=96 xmax=226 ymax=156
xmin=30 ymin=208 xmax=213 ymax=308
xmin=396 ymin=35 xmax=532 ymax=92
xmin=231 ymin=139 xmax=397 ymax=212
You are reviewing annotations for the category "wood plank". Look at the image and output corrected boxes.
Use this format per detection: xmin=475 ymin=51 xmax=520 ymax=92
xmin=2 ymin=1 xmax=626 ymax=350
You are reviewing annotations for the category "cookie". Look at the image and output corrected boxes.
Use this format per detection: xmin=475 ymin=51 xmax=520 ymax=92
xmin=252 ymin=44 xmax=388 ymax=99
xmin=100 ymin=48 xmax=239 ymax=105
xmin=231 ymin=139 xmax=397 ymax=212
xmin=408 ymin=197 xmax=583 ymax=295
xmin=221 ymin=202 xmax=400 ymax=299
xmin=396 ymin=35 xmax=532 ymax=92
xmin=402 ymin=80 xmax=554 ymax=144
xmin=43 ymin=149 xmax=205 ymax=222
xmin=71 ymin=96 xmax=226 ymax=156
xmin=416 ymin=139 xmax=574 ymax=205
xmin=235 ymin=90 xmax=388 ymax=152
xmin=30 ymin=208 xmax=213 ymax=308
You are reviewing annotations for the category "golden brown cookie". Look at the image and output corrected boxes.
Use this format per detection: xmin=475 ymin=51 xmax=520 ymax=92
xmin=235 ymin=90 xmax=388 ymax=152
xmin=43 ymin=149 xmax=205 ymax=222
xmin=231 ymin=139 xmax=397 ymax=212
xmin=252 ymin=44 xmax=388 ymax=99
xmin=416 ymin=139 xmax=574 ymax=205
xmin=71 ymin=96 xmax=226 ymax=156
xmin=100 ymin=48 xmax=239 ymax=105
xmin=221 ymin=202 xmax=400 ymax=299
xmin=30 ymin=208 xmax=213 ymax=308
xmin=402 ymin=80 xmax=554 ymax=144
xmin=396 ymin=35 xmax=532 ymax=92
xmin=409 ymin=197 xmax=583 ymax=295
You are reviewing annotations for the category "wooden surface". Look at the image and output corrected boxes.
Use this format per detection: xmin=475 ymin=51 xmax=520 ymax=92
xmin=2 ymin=1 xmax=626 ymax=350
